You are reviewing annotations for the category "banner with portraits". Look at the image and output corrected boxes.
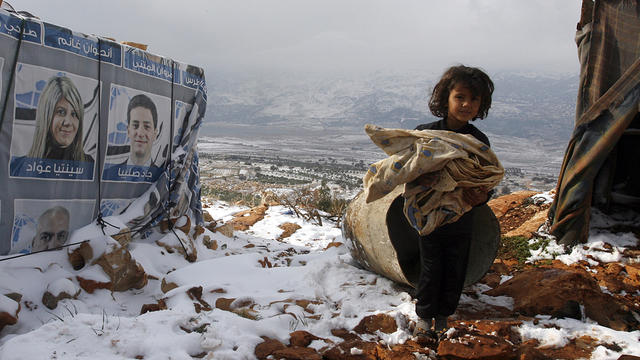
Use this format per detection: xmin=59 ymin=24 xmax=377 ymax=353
xmin=9 ymin=63 xmax=99 ymax=180
xmin=0 ymin=9 xmax=207 ymax=254
xmin=102 ymin=84 xmax=170 ymax=183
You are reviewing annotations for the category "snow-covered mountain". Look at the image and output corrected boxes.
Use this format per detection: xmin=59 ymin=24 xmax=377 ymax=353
xmin=204 ymin=70 xmax=578 ymax=141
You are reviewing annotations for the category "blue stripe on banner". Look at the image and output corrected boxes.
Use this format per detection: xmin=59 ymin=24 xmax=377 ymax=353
xmin=43 ymin=22 xmax=121 ymax=65
xmin=10 ymin=156 xmax=94 ymax=180
xmin=181 ymin=70 xmax=206 ymax=91
xmin=102 ymin=163 xmax=163 ymax=183
xmin=124 ymin=51 xmax=180 ymax=83
xmin=0 ymin=12 xmax=42 ymax=43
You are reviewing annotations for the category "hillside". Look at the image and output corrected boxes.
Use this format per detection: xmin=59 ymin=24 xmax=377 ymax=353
xmin=204 ymin=71 xmax=577 ymax=142
xmin=1 ymin=186 xmax=639 ymax=359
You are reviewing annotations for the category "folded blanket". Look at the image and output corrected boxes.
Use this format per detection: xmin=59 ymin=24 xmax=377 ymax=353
xmin=363 ymin=124 xmax=504 ymax=236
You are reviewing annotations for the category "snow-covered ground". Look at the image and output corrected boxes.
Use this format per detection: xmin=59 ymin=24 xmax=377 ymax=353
xmin=0 ymin=197 xmax=639 ymax=359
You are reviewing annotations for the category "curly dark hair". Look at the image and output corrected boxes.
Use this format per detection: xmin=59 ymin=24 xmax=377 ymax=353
xmin=428 ymin=65 xmax=494 ymax=121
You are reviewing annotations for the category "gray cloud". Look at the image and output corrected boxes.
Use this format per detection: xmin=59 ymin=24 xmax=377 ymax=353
xmin=15 ymin=0 xmax=581 ymax=74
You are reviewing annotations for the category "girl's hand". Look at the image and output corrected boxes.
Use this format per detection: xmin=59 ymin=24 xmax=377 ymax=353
xmin=462 ymin=187 xmax=488 ymax=207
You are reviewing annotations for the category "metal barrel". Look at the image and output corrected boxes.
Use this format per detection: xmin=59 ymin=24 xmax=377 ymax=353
xmin=342 ymin=186 xmax=500 ymax=288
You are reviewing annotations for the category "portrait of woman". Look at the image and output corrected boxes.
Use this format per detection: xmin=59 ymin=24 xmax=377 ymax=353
xmin=27 ymin=76 xmax=93 ymax=162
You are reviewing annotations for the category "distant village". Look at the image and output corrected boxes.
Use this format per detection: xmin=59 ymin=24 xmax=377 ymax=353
xmin=198 ymin=151 xmax=558 ymax=202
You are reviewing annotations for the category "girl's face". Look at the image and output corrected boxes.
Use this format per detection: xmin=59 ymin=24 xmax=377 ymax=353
xmin=446 ymin=83 xmax=481 ymax=129
xmin=50 ymin=97 xmax=79 ymax=148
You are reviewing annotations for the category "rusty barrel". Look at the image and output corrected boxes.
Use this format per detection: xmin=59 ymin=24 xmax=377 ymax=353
xmin=341 ymin=186 xmax=500 ymax=288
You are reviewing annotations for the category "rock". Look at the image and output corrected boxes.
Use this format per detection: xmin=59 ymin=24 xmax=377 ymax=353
xmin=67 ymin=241 xmax=94 ymax=270
xmin=278 ymin=222 xmax=301 ymax=240
xmin=330 ymin=328 xmax=359 ymax=342
xmin=551 ymin=300 xmax=582 ymax=320
xmin=4 ymin=293 xmax=22 ymax=303
xmin=624 ymin=263 xmax=640 ymax=281
xmin=42 ymin=292 xmax=66 ymax=310
xmin=517 ymin=340 xmax=554 ymax=360
xmin=229 ymin=205 xmax=268 ymax=231
xmin=531 ymin=336 xmax=598 ymax=360
xmin=289 ymin=330 xmax=321 ymax=347
xmin=175 ymin=215 xmax=192 ymax=234
xmin=488 ymin=191 xmax=538 ymax=218
xmin=92 ymin=244 xmax=148 ymax=292
xmin=504 ymin=208 xmax=549 ymax=238
xmin=260 ymin=191 xmax=281 ymax=206
xmin=294 ymin=299 xmax=322 ymax=313
xmin=187 ymin=286 xmax=212 ymax=313
xmin=485 ymin=267 xmax=639 ymax=330
xmin=255 ymin=337 xmax=287 ymax=360
xmin=214 ymin=223 xmax=234 ymax=238
xmin=353 ymin=313 xmax=397 ymax=334
xmin=437 ymin=327 xmax=518 ymax=360
xmin=41 ymin=278 xmax=80 ymax=310
xmin=0 ymin=294 xmax=20 ymax=332
xmin=159 ymin=216 xmax=192 ymax=234
xmin=488 ymin=191 xmax=551 ymax=237
xmin=479 ymin=272 xmax=502 ymax=288
xmin=324 ymin=242 xmax=343 ymax=250
xmin=214 ymin=297 xmax=258 ymax=319
xmin=454 ymin=320 xmax=523 ymax=345
xmin=214 ymin=297 xmax=235 ymax=312
xmin=161 ymin=278 xmax=178 ymax=293
xmin=205 ymin=220 xmax=218 ymax=233
xmin=112 ymin=228 xmax=132 ymax=247
xmin=76 ymin=276 xmax=111 ymax=294
xmin=322 ymin=339 xmax=392 ymax=360
xmin=193 ymin=225 xmax=205 ymax=238
xmin=140 ymin=299 xmax=167 ymax=314
xmin=389 ymin=342 xmax=434 ymax=359
xmin=623 ymin=263 xmax=640 ymax=290
xmin=271 ymin=346 xmax=322 ymax=360
xmin=202 ymin=236 xmax=218 ymax=250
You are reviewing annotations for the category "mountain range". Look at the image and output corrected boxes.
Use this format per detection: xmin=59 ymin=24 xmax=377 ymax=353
xmin=203 ymin=70 xmax=579 ymax=142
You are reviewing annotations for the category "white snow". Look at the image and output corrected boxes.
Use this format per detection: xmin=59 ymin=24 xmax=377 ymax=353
xmin=0 ymin=198 xmax=639 ymax=359
xmin=0 ymin=296 xmax=18 ymax=317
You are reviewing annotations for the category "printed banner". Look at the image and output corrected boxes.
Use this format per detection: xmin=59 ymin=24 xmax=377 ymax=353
xmin=0 ymin=11 xmax=41 ymax=43
xmin=102 ymin=84 xmax=170 ymax=183
xmin=0 ymin=9 xmax=207 ymax=254
xmin=9 ymin=63 xmax=99 ymax=180
xmin=11 ymin=199 xmax=96 ymax=254
xmin=43 ymin=22 xmax=121 ymax=65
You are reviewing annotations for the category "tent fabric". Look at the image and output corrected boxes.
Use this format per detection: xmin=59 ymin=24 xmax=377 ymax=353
xmin=362 ymin=124 xmax=504 ymax=236
xmin=549 ymin=0 xmax=640 ymax=246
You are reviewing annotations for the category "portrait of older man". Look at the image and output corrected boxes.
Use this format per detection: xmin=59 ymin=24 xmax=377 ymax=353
xmin=31 ymin=206 xmax=70 ymax=252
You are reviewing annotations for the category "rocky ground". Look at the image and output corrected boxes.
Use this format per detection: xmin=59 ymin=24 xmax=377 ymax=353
xmin=2 ymin=189 xmax=638 ymax=359
xmin=246 ymin=190 xmax=640 ymax=360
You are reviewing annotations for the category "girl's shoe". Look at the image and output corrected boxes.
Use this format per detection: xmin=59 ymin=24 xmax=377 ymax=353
xmin=413 ymin=318 xmax=436 ymax=338
xmin=434 ymin=315 xmax=448 ymax=333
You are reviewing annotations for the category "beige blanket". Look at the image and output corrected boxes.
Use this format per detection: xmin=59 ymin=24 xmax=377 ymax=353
xmin=363 ymin=124 xmax=504 ymax=236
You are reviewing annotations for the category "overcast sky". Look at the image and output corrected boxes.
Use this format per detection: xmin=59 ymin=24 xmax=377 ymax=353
xmin=11 ymin=0 xmax=582 ymax=76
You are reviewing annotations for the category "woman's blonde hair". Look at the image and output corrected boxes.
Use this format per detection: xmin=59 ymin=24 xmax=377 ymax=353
xmin=27 ymin=76 xmax=87 ymax=161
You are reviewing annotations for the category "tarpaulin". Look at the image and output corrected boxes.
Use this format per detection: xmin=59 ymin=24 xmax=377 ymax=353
xmin=549 ymin=0 xmax=640 ymax=246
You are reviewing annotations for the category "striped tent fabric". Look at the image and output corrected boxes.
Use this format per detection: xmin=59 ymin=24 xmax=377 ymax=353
xmin=548 ymin=0 xmax=640 ymax=246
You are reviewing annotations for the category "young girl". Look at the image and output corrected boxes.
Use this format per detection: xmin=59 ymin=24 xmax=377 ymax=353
xmin=413 ymin=65 xmax=495 ymax=337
